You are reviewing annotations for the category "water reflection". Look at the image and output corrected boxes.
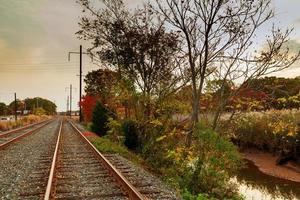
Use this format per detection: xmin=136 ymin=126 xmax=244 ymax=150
xmin=234 ymin=160 xmax=300 ymax=200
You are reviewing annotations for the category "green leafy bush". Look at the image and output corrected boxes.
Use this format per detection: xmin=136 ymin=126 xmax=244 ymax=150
xmin=183 ymin=123 xmax=243 ymax=199
xmin=91 ymin=101 xmax=110 ymax=136
xmin=182 ymin=190 xmax=212 ymax=200
xmin=122 ymin=119 xmax=139 ymax=150
xmin=106 ymin=118 xmax=123 ymax=143
xmin=136 ymin=119 xmax=243 ymax=199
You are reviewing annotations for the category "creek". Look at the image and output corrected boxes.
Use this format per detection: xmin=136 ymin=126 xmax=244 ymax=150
xmin=234 ymin=160 xmax=300 ymax=200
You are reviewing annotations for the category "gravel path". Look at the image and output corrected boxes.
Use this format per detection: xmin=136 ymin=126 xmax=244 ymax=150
xmin=53 ymin=121 xmax=128 ymax=200
xmin=0 ymin=119 xmax=60 ymax=200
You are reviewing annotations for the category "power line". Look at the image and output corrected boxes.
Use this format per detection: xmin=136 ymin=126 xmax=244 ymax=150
xmin=0 ymin=65 xmax=99 ymax=72
xmin=0 ymin=62 xmax=78 ymax=66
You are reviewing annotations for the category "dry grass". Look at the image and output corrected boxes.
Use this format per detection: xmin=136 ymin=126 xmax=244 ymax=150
xmin=0 ymin=115 xmax=50 ymax=132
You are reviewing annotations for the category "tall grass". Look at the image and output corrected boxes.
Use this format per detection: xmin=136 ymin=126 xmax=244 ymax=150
xmin=228 ymin=109 xmax=300 ymax=154
xmin=0 ymin=115 xmax=49 ymax=132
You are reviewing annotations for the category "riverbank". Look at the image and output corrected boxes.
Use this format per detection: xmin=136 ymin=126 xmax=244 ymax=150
xmin=242 ymin=149 xmax=300 ymax=183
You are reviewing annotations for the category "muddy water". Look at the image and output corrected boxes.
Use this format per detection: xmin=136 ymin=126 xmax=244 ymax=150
xmin=234 ymin=160 xmax=300 ymax=200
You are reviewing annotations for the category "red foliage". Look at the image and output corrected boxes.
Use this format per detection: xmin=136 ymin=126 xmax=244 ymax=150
xmin=227 ymin=88 xmax=270 ymax=111
xmin=236 ymin=88 xmax=268 ymax=100
xmin=80 ymin=95 xmax=97 ymax=122
xmin=83 ymin=131 xmax=98 ymax=137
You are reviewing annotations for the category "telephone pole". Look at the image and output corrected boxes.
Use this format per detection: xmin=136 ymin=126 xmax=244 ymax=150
xmin=14 ymin=93 xmax=17 ymax=121
xmin=65 ymin=85 xmax=76 ymax=119
xmin=70 ymin=84 xmax=72 ymax=118
xmin=66 ymin=96 xmax=69 ymax=116
xmin=68 ymin=45 xmax=91 ymax=122
xmin=79 ymin=45 xmax=83 ymax=122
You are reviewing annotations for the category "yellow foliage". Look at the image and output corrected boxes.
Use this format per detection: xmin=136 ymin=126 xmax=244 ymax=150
xmin=150 ymin=119 xmax=163 ymax=127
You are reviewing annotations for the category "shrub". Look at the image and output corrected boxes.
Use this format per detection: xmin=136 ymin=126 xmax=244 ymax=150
xmin=33 ymin=107 xmax=47 ymax=116
xmin=134 ymin=119 xmax=242 ymax=199
xmin=182 ymin=190 xmax=212 ymax=200
xmin=22 ymin=115 xmax=41 ymax=124
xmin=122 ymin=119 xmax=139 ymax=150
xmin=140 ymin=119 xmax=178 ymax=170
xmin=91 ymin=102 xmax=110 ymax=136
xmin=106 ymin=117 xmax=123 ymax=143
xmin=0 ymin=122 xmax=9 ymax=131
xmin=183 ymin=123 xmax=242 ymax=199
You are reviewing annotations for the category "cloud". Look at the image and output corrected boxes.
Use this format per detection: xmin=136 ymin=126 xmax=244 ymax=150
xmin=0 ymin=0 xmax=47 ymax=63
xmin=283 ymin=40 xmax=300 ymax=69
xmin=0 ymin=1 xmax=45 ymax=46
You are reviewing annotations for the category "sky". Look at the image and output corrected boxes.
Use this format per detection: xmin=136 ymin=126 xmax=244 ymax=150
xmin=0 ymin=0 xmax=300 ymax=111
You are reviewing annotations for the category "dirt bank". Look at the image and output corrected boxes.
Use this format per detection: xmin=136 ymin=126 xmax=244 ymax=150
xmin=242 ymin=149 xmax=300 ymax=183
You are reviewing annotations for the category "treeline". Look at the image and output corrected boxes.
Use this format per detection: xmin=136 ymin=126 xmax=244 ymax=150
xmin=195 ymin=76 xmax=300 ymax=112
xmin=0 ymin=97 xmax=56 ymax=116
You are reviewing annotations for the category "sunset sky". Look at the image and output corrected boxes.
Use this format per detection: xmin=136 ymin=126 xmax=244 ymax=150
xmin=0 ymin=0 xmax=300 ymax=111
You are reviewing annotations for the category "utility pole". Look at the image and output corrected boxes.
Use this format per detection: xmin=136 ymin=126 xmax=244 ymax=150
xmin=79 ymin=45 xmax=83 ymax=123
xmin=66 ymin=96 xmax=69 ymax=116
xmin=70 ymin=84 xmax=72 ymax=119
xmin=68 ymin=45 xmax=91 ymax=122
xmin=65 ymin=85 xmax=76 ymax=119
xmin=14 ymin=93 xmax=17 ymax=121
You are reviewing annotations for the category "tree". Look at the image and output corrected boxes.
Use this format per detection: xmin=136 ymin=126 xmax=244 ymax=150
xmin=8 ymin=99 xmax=25 ymax=114
xmin=84 ymin=69 xmax=119 ymax=104
xmin=247 ymin=76 xmax=300 ymax=99
xmin=24 ymin=97 xmax=56 ymax=115
xmin=8 ymin=97 xmax=56 ymax=115
xmin=77 ymin=0 xmax=185 ymax=120
xmin=91 ymin=101 xmax=110 ymax=136
xmin=154 ymin=0 xmax=299 ymax=142
xmin=0 ymin=103 xmax=8 ymax=116
xmin=80 ymin=95 xmax=97 ymax=122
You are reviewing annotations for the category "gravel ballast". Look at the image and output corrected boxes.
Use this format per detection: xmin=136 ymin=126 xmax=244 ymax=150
xmin=53 ymin=121 xmax=128 ymax=200
xmin=74 ymin=121 xmax=182 ymax=200
xmin=0 ymin=119 xmax=60 ymax=200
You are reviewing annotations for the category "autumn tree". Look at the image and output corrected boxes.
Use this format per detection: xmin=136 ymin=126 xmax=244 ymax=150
xmin=247 ymin=76 xmax=300 ymax=99
xmin=154 ymin=0 xmax=299 ymax=142
xmin=80 ymin=95 xmax=97 ymax=122
xmin=77 ymin=0 xmax=185 ymax=120
xmin=84 ymin=69 xmax=119 ymax=103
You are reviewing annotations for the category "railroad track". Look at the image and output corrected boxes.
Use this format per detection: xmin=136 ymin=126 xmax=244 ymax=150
xmin=0 ymin=119 xmax=52 ymax=149
xmin=44 ymin=119 xmax=145 ymax=200
xmin=0 ymin=119 xmax=60 ymax=199
xmin=1 ymin=118 xmax=178 ymax=199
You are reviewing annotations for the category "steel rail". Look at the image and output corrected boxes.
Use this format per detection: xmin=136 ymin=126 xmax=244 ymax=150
xmin=0 ymin=120 xmax=53 ymax=149
xmin=44 ymin=120 xmax=62 ymax=200
xmin=67 ymin=120 xmax=146 ymax=200
xmin=0 ymin=119 xmax=50 ymax=138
